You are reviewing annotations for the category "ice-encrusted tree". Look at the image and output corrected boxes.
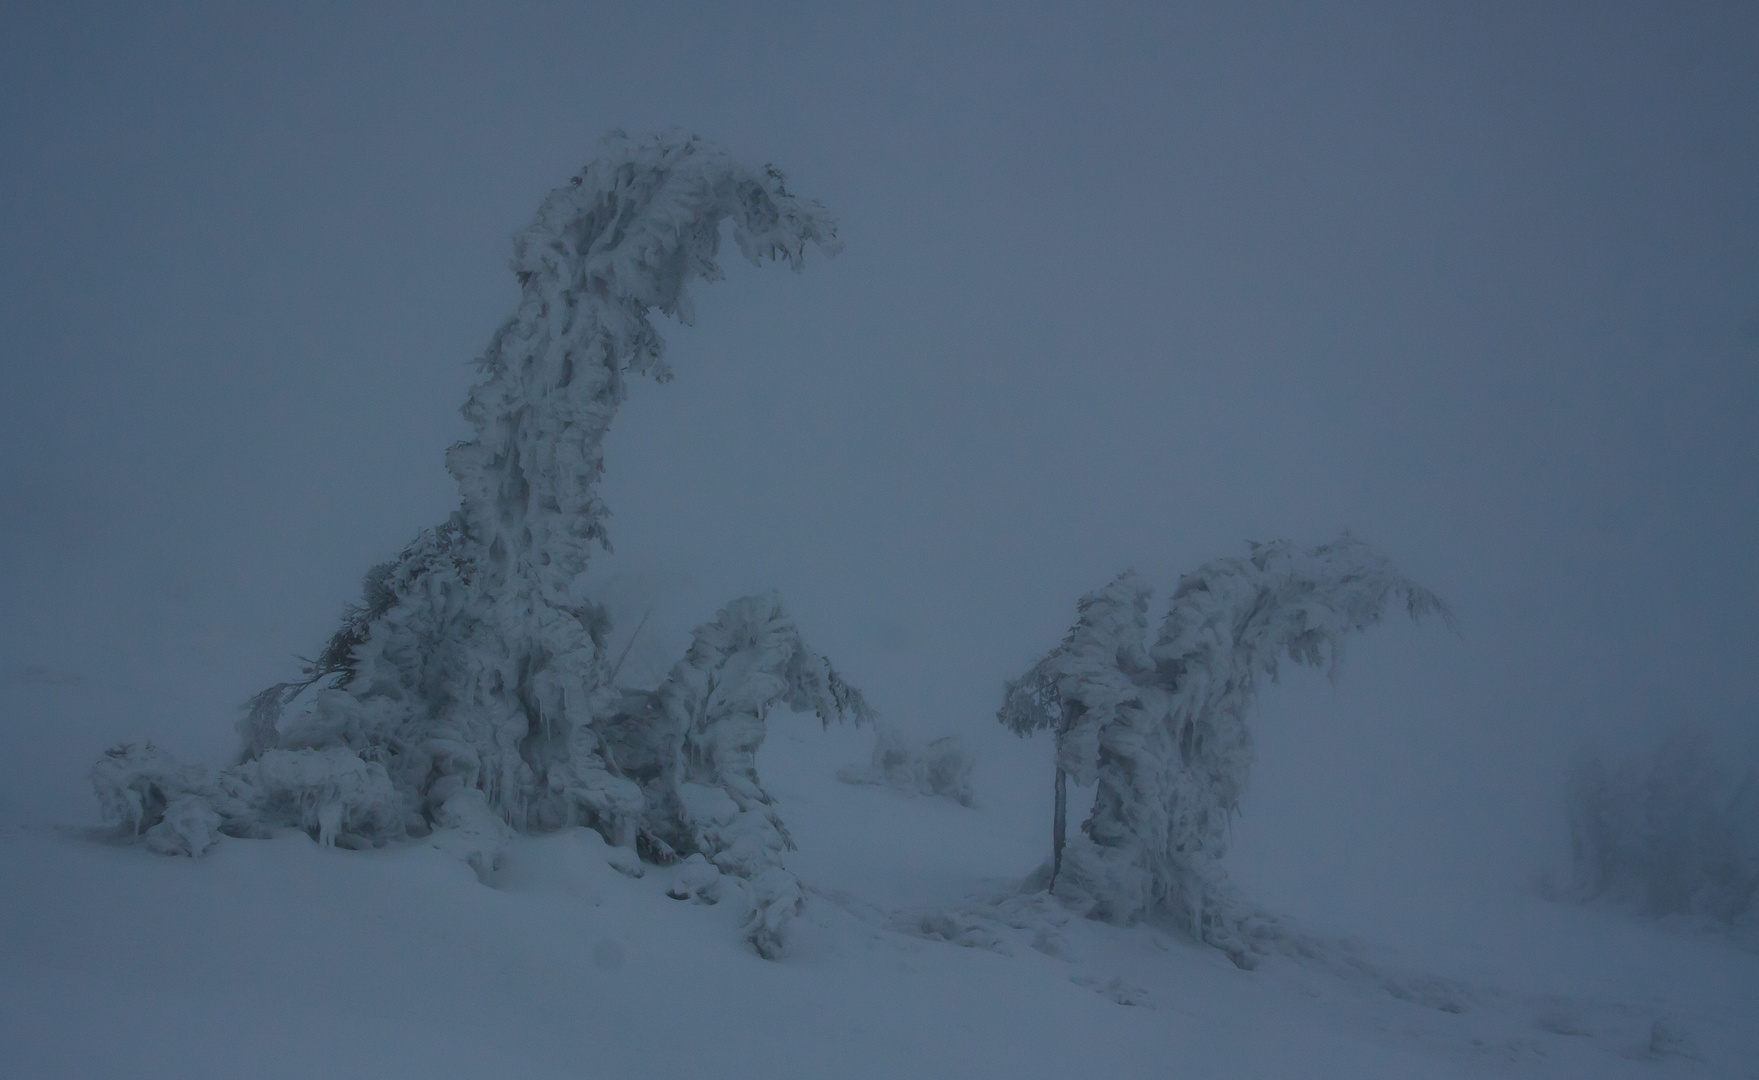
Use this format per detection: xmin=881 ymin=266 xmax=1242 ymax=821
xmin=998 ymin=571 xmax=1156 ymax=892
xmin=1001 ymin=537 xmax=1447 ymax=966
xmin=93 ymin=133 xmax=867 ymax=957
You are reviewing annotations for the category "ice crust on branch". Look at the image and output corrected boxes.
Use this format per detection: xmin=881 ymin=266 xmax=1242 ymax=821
xmin=94 ymin=134 xmax=859 ymax=957
xmin=1001 ymin=537 xmax=1447 ymax=966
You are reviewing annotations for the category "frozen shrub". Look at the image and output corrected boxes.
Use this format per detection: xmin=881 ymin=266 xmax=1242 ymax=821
xmin=839 ymin=726 xmax=976 ymax=805
xmin=91 ymin=743 xmax=208 ymax=838
xmin=1567 ymin=733 xmax=1758 ymax=925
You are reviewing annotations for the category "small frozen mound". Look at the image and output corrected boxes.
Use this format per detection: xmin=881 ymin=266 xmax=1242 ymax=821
xmin=1647 ymin=1016 xmax=1701 ymax=1060
xmin=901 ymin=910 xmax=1012 ymax=955
xmin=429 ymin=789 xmax=515 ymax=884
xmin=838 ymin=726 xmax=975 ymax=806
xmin=1070 ymin=973 xmax=1154 ymax=1007
xmin=1533 ymin=1002 xmax=1594 ymax=1038
xmin=666 ymin=854 xmax=723 ymax=903
xmin=741 ymin=867 xmax=804 ymax=960
xmin=91 ymin=743 xmax=209 ymax=839
xmin=144 ymin=795 xmax=224 ymax=857
xmin=1382 ymin=973 xmax=1472 ymax=1015
xmin=892 ymin=888 xmax=1074 ymax=960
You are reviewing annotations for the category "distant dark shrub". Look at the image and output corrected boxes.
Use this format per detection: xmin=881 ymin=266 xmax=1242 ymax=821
xmin=1566 ymin=732 xmax=1758 ymax=925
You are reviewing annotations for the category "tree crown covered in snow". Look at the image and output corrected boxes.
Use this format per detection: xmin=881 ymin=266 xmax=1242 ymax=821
xmin=95 ymin=134 xmax=858 ymax=958
xmin=1002 ymin=537 xmax=1447 ymax=964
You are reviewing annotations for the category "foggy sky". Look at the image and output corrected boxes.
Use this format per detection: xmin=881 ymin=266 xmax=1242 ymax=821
xmin=3 ymin=2 xmax=1756 ymax=920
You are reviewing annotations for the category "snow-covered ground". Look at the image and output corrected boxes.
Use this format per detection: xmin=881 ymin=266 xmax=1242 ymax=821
xmin=3 ymin=711 xmax=1753 ymax=1080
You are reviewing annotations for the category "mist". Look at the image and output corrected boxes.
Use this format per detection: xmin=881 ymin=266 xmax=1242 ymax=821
xmin=4 ymin=1 xmax=1756 ymax=945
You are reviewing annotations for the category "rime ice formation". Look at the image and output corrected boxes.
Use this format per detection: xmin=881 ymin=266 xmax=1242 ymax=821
xmin=1001 ymin=537 xmax=1448 ymax=966
xmin=93 ymin=134 xmax=865 ymax=957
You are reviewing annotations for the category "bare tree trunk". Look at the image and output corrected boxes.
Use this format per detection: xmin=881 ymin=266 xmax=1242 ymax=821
xmin=1050 ymin=765 xmax=1068 ymax=891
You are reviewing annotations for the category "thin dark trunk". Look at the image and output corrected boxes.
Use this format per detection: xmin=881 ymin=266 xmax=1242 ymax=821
xmin=1050 ymin=765 xmax=1067 ymax=891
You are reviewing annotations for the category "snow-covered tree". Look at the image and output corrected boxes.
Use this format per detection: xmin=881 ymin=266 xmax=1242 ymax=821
xmin=999 ymin=571 xmax=1155 ymax=892
xmin=1001 ymin=537 xmax=1447 ymax=966
xmin=94 ymin=133 xmax=862 ymax=957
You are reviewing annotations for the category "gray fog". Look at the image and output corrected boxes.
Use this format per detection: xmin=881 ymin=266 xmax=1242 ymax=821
xmin=3 ymin=3 xmax=1756 ymax=926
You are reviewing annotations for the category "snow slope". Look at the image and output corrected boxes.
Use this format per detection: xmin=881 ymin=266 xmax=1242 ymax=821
xmin=3 ymin=712 xmax=1754 ymax=1079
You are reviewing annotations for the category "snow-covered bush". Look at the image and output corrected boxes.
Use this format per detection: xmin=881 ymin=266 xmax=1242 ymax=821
xmin=94 ymin=134 xmax=861 ymax=957
xmin=1565 ymin=733 xmax=1758 ymax=925
xmin=91 ymin=743 xmax=209 ymax=842
xmin=90 ymin=743 xmax=227 ymax=857
xmin=621 ymin=591 xmax=871 ymax=954
xmin=1001 ymin=538 xmax=1447 ymax=966
xmin=838 ymin=726 xmax=976 ymax=806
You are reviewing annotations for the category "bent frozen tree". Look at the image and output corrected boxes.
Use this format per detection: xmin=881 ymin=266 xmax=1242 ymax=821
xmin=1001 ymin=537 xmax=1447 ymax=966
xmin=999 ymin=570 xmax=1155 ymax=892
xmin=93 ymin=133 xmax=866 ymax=957
xmin=601 ymin=591 xmax=874 ymax=956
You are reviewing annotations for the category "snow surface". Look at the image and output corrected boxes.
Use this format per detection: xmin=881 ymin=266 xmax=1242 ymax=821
xmin=4 ymin=712 xmax=1755 ymax=1079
